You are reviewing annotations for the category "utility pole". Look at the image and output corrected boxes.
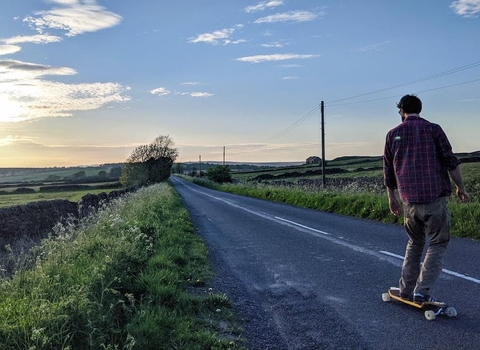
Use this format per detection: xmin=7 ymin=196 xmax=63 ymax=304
xmin=223 ymin=146 xmax=226 ymax=166
xmin=199 ymin=155 xmax=202 ymax=176
xmin=321 ymin=101 xmax=326 ymax=187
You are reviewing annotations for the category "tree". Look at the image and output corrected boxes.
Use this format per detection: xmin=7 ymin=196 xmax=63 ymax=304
xmin=72 ymin=170 xmax=86 ymax=179
xmin=205 ymin=165 xmax=232 ymax=183
xmin=120 ymin=135 xmax=178 ymax=187
xmin=109 ymin=167 xmax=122 ymax=179
xmin=126 ymin=135 xmax=178 ymax=163
xmin=172 ymin=163 xmax=185 ymax=174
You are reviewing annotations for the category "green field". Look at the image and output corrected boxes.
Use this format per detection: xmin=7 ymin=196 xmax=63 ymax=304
xmin=0 ymin=164 xmax=124 ymax=208
xmin=0 ymin=165 xmax=121 ymax=183
xmin=0 ymin=186 xmax=123 ymax=208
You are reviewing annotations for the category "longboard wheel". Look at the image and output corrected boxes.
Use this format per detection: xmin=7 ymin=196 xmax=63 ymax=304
xmin=424 ymin=310 xmax=436 ymax=321
xmin=445 ymin=307 xmax=457 ymax=317
xmin=382 ymin=293 xmax=391 ymax=302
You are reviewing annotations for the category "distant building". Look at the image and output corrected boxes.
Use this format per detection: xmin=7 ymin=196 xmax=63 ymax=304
xmin=306 ymin=156 xmax=322 ymax=164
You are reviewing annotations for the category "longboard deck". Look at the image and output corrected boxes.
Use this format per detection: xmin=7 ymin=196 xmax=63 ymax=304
xmin=387 ymin=288 xmax=446 ymax=309
xmin=382 ymin=287 xmax=457 ymax=320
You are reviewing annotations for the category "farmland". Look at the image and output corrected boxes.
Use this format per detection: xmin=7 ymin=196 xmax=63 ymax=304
xmin=0 ymin=164 xmax=124 ymax=208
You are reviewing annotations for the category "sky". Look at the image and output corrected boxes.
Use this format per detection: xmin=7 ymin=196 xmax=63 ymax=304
xmin=0 ymin=0 xmax=479 ymax=167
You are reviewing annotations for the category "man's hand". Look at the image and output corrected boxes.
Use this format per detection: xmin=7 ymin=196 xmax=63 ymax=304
xmin=449 ymin=167 xmax=469 ymax=202
xmin=387 ymin=187 xmax=401 ymax=216
xmin=456 ymin=187 xmax=469 ymax=202
xmin=389 ymin=197 xmax=401 ymax=216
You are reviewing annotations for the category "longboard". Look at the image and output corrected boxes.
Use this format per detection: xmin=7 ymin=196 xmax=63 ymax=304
xmin=382 ymin=287 xmax=457 ymax=320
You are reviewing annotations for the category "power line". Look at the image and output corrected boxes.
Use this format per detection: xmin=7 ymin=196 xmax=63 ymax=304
xmin=328 ymin=77 xmax=480 ymax=107
xmin=240 ymin=105 xmax=320 ymax=157
xmin=326 ymin=60 xmax=480 ymax=105
xmin=261 ymin=60 xmax=480 ymax=145
xmin=263 ymin=105 xmax=320 ymax=143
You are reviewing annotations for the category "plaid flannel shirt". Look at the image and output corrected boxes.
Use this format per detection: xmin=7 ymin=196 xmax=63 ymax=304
xmin=383 ymin=115 xmax=459 ymax=204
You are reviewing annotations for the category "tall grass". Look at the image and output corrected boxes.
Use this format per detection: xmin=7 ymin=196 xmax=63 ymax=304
xmin=189 ymin=177 xmax=480 ymax=240
xmin=0 ymin=183 xmax=243 ymax=349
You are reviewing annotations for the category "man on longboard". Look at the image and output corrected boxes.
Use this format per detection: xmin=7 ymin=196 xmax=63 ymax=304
xmin=383 ymin=94 xmax=469 ymax=303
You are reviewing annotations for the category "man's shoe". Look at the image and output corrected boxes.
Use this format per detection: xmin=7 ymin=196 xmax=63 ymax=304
xmin=400 ymin=292 xmax=412 ymax=301
xmin=413 ymin=293 xmax=438 ymax=303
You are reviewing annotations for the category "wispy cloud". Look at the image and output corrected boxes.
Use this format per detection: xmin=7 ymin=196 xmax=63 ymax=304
xmin=254 ymin=10 xmax=320 ymax=24
xmin=0 ymin=59 xmax=76 ymax=78
xmin=190 ymin=92 xmax=213 ymax=98
xmin=237 ymin=53 xmax=320 ymax=63
xmin=261 ymin=41 xmax=286 ymax=48
xmin=0 ymin=59 xmax=130 ymax=123
xmin=188 ymin=25 xmax=244 ymax=45
xmin=282 ymin=76 xmax=299 ymax=80
xmin=281 ymin=64 xmax=302 ymax=68
xmin=3 ymin=34 xmax=62 ymax=45
xmin=245 ymin=0 xmax=284 ymax=13
xmin=23 ymin=0 xmax=122 ymax=37
xmin=354 ymin=41 xmax=391 ymax=52
xmin=0 ymin=45 xmax=21 ymax=56
xmin=150 ymin=87 xmax=170 ymax=96
xmin=181 ymin=82 xmax=201 ymax=86
xmin=450 ymin=0 xmax=480 ymax=17
xmin=151 ymin=86 xmax=213 ymax=98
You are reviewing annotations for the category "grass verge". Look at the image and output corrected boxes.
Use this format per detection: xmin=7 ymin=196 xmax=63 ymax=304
xmin=0 ymin=182 xmax=244 ymax=349
xmin=187 ymin=177 xmax=480 ymax=241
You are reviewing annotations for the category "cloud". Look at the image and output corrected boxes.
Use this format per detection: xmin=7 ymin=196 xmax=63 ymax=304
xmin=281 ymin=64 xmax=302 ymax=68
xmin=354 ymin=41 xmax=391 ymax=52
xmin=151 ymin=86 xmax=212 ymax=98
xmin=188 ymin=25 xmax=244 ymax=45
xmin=254 ymin=10 xmax=320 ymax=24
xmin=0 ymin=59 xmax=129 ymax=123
xmin=0 ymin=59 xmax=76 ymax=80
xmin=261 ymin=41 xmax=286 ymax=48
xmin=181 ymin=82 xmax=201 ymax=86
xmin=23 ymin=0 xmax=122 ymax=37
xmin=150 ymin=87 xmax=171 ymax=96
xmin=3 ymin=34 xmax=62 ymax=45
xmin=237 ymin=53 xmax=320 ymax=63
xmin=190 ymin=92 xmax=213 ymax=98
xmin=245 ymin=0 xmax=284 ymax=13
xmin=0 ymin=81 xmax=130 ymax=123
xmin=282 ymin=76 xmax=299 ymax=80
xmin=0 ymin=45 xmax=21 ymax=56
xmin=224 ymin=39 xmax=247 ymax=45
xmin=450 ymin=0 xmax=480 ymax=17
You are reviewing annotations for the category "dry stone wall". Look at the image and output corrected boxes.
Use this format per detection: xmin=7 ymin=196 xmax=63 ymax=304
xmin=0 ymin=200 xmax=78 ymax=243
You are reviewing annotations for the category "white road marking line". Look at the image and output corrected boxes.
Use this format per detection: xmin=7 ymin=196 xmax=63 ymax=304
xmin=274 ymin=216 xmax=331 ymax=236
xmin=379 ymin=251 xmax=404 ymax=260
xmin=379 ymin=251 xmax=480 ymax=284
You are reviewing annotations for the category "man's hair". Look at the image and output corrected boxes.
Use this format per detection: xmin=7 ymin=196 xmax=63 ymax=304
xmin=396 ymin=94 xmax=422 ymax=114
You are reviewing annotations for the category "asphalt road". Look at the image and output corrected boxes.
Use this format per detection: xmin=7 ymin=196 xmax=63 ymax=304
xmin=171 ymin=176 xmax=480 ymax=350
